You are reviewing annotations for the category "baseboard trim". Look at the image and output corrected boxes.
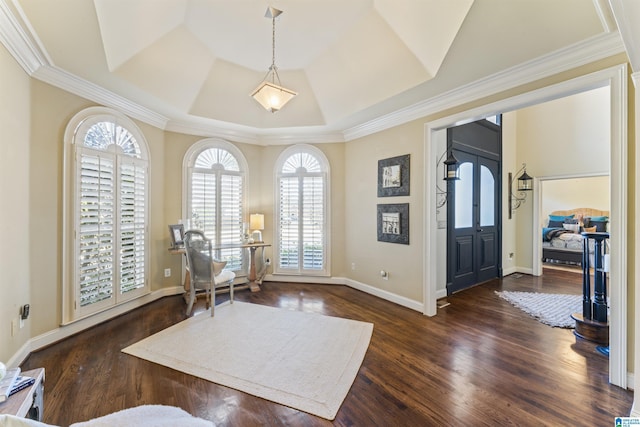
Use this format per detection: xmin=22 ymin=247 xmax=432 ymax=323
xmin=7 ymin=286 xmax=184 ymax=367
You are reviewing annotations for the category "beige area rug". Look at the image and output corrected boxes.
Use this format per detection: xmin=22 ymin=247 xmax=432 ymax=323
xmin=122 ymin=302 xmax=373 ymax=420
xmin=496 ymin=291 xmax=582 ymax=328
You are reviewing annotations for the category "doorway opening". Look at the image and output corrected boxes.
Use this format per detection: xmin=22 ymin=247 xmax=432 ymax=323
xmin=424 ymin=64 xmax=627 ymax=388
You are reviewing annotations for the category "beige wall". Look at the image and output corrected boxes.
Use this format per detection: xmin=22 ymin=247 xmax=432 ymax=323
xmin=541 ymin=176 xmax=610 ymax=219
xmin=345 ymin=120 xmax=425 ymax=302
xmin=0 ymin=43 xmax=31 ymax=362
xmin=511 ymin=86 xmax=611 ymax=268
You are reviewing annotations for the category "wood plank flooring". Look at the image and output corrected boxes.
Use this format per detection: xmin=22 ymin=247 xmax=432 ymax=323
xmin=21 ymin=269 xmax=632 ymax=426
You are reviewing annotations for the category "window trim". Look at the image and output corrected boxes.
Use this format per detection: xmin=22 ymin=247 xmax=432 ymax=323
xmin=273 ymin=144 xmax=331 ymax=276
xmin=182 ymin=138 xmax=248 ymax=274
xmin=62 ymin=107 xmax=150 ymax=324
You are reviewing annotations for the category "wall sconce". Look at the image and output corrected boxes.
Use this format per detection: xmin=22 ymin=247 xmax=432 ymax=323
xmin=436 ymin=149 xmax=460 ymax=208
xmin=508 ymin=163 xmax=533 ymax=219
xmin=249 ymin=213 xmax=265 ymax=243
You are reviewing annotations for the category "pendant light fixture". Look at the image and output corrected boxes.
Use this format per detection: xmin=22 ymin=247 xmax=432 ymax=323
xmin=251 ymin=6 xmax=297 ymax=112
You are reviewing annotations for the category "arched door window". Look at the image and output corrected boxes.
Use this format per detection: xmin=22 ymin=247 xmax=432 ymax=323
xmin=275 ymin=145 xmax=330 ymax=276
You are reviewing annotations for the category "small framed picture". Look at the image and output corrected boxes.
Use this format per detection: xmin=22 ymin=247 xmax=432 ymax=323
xmin=377 ymin=203 xmax=409 ymax=244
xmin=378 ymin=154 xmax=410 ymax=197
xmin=168 ymin=224 xmax=185 ymax=248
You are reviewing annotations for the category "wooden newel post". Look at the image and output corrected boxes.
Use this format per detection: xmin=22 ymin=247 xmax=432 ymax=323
xmin=588 ymin=233 xmax=609 ymax=323
xmin=572 ymin=231 xmax=609 ymax=345
xmin=581 ymin=236 xmax=592 ymax=319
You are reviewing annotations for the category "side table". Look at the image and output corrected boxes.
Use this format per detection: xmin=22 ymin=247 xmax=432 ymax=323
xmin=0 ymin=368 xmax=45 ymax=421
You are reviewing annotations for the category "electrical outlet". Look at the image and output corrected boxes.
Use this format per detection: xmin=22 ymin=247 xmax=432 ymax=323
xmin=164 ymin=268 xmax=171 ymax=278
xmin=11 ymin=319 xmax=18 ymax=337
xmin=351 ymin=262 xmax=356 ymax=271
xmin=380 ymin=270 xmax=389 ymax=280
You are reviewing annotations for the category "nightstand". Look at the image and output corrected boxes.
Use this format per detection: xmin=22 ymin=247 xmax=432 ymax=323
xmin=0 ymin=368 xmax=45 ymax=421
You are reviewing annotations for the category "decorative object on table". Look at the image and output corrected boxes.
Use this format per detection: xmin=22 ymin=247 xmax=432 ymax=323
xmin=168 ymin=224 xmax=185 ymax=248
xmin=0 ymin=367 xmax=20 ymax=402
xmin=249 ymin=213 xmax=265 ymax=243
xmin=250 ymin=6 xmax=297 ymax=112
xmin=377 ymin=154 xmax=410 ymax=197
xmin=377 ymin=203 xmax=409 ymax=244
xmin=508 ymin=162 xmax=533 ymax=219
xmin=123 ymin=301 xmax=373 ymax=420
xmin=496 ymin=291 xmax=581 ymax=328
xmin=242 ymin=222 xmax=250 ymax=243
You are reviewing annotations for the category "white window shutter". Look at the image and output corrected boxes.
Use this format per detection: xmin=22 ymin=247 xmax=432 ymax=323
xmin=78 ymin=152 xmax=115 ymax=308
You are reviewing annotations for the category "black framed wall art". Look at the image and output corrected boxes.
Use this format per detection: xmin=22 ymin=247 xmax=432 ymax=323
xmin=377 ymin=203 xmax=409 ymax=245
xmin=378 ymin=154 xmax=410 ymax=197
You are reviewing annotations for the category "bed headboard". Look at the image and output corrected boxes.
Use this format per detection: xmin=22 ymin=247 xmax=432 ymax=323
xmin=549 ymin=208 xmax=609 ymax=219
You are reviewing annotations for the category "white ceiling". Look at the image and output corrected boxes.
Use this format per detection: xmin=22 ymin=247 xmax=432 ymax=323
xmin=2 ymin=0 xmax=629 ymax=143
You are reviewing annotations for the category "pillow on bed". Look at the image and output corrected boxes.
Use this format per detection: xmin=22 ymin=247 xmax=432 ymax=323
xmin=563 ymin=218 xmax=580 ymax=224
xmin=548 ymin=219 xmax=564 ymax=228
xmin=549 ymin=214 xmax=574 ymax=222
xmin=587 ymin=215 xmax=609 ymax=221
xmin=563 ymin=223 xmax=581 ymax=233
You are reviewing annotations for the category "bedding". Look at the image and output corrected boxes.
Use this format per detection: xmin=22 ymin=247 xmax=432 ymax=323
xmin=541 ymin=208 xmax=609 ymax=266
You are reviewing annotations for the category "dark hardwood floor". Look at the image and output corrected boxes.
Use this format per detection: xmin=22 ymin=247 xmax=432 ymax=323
xmin=21 ymin=269 xmax=632 ymax=426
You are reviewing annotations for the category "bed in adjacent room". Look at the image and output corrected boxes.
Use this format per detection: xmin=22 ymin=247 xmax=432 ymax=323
xmin=541 ymin=208 xmax=609 ymax=266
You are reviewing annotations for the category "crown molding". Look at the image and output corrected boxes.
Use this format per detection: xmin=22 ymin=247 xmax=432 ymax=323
xmin=0 ymin=0 xmax=627 ymax=145
xmin=343 ymin=32 xmax=626 ymax=141
xmin=33 ymin=66 xmax=169 ymax=129
xmin=0 ymin=0 xmax=47 ymax=73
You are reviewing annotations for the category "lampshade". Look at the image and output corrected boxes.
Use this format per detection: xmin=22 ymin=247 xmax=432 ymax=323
xmin=250 ymin=213 xmax=264 ymax=231
xmin=251 ymin=81 xmax=297 ymax=113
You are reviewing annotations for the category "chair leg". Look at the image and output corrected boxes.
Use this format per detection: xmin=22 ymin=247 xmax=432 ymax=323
xmin=230 ymin=282 xmax=234 ymax=304
xmin=185 ymin=285 xmax=196 ymax=316
xmin=210 ymin=281 xmax=215 ymax=317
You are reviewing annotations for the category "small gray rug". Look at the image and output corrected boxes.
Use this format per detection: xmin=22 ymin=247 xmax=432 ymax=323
xmin=496 ymin=291 xmax=582 ymax=328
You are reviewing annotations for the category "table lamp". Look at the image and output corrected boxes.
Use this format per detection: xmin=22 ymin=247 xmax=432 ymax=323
xmin=250 ymin=213 xmax=264 ymax=243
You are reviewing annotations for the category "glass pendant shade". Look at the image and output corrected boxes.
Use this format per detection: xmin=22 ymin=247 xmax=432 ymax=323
xmin=251 ymin=80 xmax=297 ymax=113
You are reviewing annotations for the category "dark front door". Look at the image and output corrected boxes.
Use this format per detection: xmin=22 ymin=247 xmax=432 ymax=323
xmin=447 ymin=120 xmax=501 ymax=294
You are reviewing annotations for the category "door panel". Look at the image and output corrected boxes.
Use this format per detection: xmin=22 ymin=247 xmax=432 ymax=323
xmin=447 ymin=120 xmax=501 ymax=294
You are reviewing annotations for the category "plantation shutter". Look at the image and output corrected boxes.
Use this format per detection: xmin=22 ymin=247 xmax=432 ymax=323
xmin=119 ymin=159 xmax=147 ymax=294
xmin=191 ymin=171 xmax=217 ymax=238
xmin=78 ymin=152 xmax=115 ymax=307
xmin=279 ymin=176 xmax=299 ymax=269
xmin=219 ymin=174 xmax=243 ymax=270
xmin=302 ymin=176 xmax=324 ymax=270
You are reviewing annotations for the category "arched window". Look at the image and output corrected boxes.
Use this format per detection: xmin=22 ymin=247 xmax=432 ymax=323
xmin=275 ymin=145 xmax=330 ymax=276
xmin=184 ymin=139 xmax=247 ymax=271
xmin=63 ymin=107 xmax=150 ymax=323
